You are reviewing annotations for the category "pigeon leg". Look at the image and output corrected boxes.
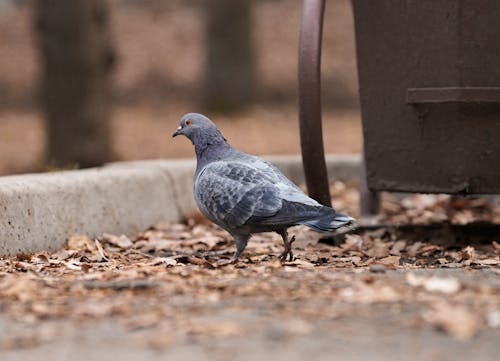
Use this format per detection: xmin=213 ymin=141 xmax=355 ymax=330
xmin=233 ymin=234 xmax=250 ymax=258
xmin=216 ymin=234 xmax=250 ymax=265
xmin=278 ymin=230 xmax=296 ymax=262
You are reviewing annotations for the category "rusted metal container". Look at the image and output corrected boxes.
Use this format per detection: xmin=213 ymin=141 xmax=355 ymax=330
xmin=352 ymin=0 xmax=500 ymax=194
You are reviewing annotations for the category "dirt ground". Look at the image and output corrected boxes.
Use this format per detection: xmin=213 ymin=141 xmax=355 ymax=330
xmin=0 ymin=183 xmax=498 ymax=360
xmin=0 ymin=268 xmax=498 ymax=361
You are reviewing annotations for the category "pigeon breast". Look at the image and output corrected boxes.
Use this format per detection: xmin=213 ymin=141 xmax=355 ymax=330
xmin=194 ymin=160 xmax=283 ymax=229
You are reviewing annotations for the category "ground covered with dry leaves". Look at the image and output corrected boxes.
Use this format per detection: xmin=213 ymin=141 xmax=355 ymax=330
xmin=0 ymin=183 xmax=499 ymax=361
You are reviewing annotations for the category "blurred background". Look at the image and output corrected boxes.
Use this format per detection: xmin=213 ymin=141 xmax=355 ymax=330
xmin=0 ymin=0 xmax=361 ymax=176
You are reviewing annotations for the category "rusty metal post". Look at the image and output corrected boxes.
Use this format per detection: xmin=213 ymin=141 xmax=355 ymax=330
xmin=298 ymin=0 xmax=331 ymax=207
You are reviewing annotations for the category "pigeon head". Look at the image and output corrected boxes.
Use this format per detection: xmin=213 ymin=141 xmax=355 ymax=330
xmin=172 ymin=113 xmax=227 ymax=148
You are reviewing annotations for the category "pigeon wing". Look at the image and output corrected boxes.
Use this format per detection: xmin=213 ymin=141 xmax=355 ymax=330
xmin=194 ymin=161 xmax=283 ymax=228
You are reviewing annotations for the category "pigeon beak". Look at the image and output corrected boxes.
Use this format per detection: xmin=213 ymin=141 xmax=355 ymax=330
xmin=172 ymin=126 xmax=183 ymax=138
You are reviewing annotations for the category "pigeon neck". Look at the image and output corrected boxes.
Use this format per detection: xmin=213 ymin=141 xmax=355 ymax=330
xmin=194 ymin=134 xmax=231 ymax=168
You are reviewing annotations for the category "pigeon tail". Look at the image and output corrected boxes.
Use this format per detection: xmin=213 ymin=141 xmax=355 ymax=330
xmin=300 ymin=211 xmax=356 ymax=233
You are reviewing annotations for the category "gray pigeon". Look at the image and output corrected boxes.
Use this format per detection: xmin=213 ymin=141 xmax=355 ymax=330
xmin=172 ymin=113 xmax=355 ymax=262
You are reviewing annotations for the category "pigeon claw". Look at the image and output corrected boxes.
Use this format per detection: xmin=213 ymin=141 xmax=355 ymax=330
xmin=279 ymin=249 xmax=293 ymax=262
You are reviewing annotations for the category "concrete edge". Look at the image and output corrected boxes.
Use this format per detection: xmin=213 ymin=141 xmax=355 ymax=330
xmin=0 ymin=154 xmax=361 ymax=255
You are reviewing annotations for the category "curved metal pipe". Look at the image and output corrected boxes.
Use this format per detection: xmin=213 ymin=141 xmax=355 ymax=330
xmin=298 ymin=0 xmax=331 ymax=206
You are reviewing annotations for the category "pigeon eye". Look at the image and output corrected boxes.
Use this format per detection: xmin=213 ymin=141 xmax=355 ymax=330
xmin=185 ymin=120 xmax=192 ymax=126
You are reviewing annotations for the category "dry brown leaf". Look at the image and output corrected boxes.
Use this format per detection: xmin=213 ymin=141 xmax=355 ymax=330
xmin=424 ymin=302 xmax=483 ymax=340
xmin=148 ymin=257 xmax=178 ymax=267
xmin=102 ymin=233 xmax=133 ymax=249
xmin=15 ymin=253 xmax=32 ymax=262
xmin=417 ymin=244 xmax=442 ymax=256
xmin=342 ymin=234 xmax=363 ymax=252
xmin=13 ymin=261 xmax=34 ymax=271
xmin=52 ymin=249 xmax=72 ymax=261
xmin=377 ymin=255 xmax=400 ymax=267
xmin=390 ymin=240 xmax=407 ymax=256
xmin=407 ymin=242 xmax=422 ymax=258
xmin=81 ymin=263 xmax=92 ymax=272
xmin=462 ymin=246 xmax=476 ymax=260
xmin=191 ymin=236 xmax=223 ymax=249
xmin=0 ymin=276 xmax=41 ymax=302
xmin=73 ymin=301 xmax=115 ymax=318
xmin=364 ymin=238 xmax=390 ymax=258
xmin=64 ymin=260 xmax=82 ymax=271
xmin=93 ymin=239 xmax=108 ymax=262
xmin=339 ymin=282 xmax=400 ymax=304
xmin=183 ymin=256 xmax=215 ymax=269
xmin=188 ymin=321 xmax=246 ymax=337
xmin=289 ymin=259 xmax=316 ymax=269
xmin=474 ymin=258 xmax=499 ymax=266
xmin=137 ymin=239 xmax=178 ymax=253
xmin=491 ymin=241 xmax=500 ymax=254
xmin=35 ymin=253 xmax=50 ymax=263
xmin=66 ymin=235 xmax=95 ymax=252
xmin=406 ymin=273 xmax=460 ymax=294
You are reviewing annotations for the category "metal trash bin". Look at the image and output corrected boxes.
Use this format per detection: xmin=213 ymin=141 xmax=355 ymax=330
xmin=352 ymin=0 xmax=500 ymax=195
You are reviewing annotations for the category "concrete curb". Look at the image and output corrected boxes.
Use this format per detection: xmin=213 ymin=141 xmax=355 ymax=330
xmin=0 ymin=154 xmax=361 ymax=255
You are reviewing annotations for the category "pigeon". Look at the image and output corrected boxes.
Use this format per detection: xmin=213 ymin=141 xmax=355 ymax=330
xmin=172 ymin=113 xmax=355 ymax=262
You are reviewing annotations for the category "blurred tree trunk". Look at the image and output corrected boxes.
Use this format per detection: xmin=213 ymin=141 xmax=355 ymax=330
xmin=35 ymin=0 xmax=115 ymax=168
xmin=204 ymin=0 xmax=256 ymax=112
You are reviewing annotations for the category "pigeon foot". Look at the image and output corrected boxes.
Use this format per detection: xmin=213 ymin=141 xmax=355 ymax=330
xmin=279 ymin=234 xmax=295 ymax=262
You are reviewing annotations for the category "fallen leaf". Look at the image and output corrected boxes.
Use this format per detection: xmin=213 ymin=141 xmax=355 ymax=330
xmin=474 ymin=258 xmax=499 ymax=266
xmin=364 ymin=238 xmax=390 ymax=258
xmin=66 ymin=235 xmax=95 ymax=252
xmin=93 ymin=239 xmax=108 ymax=262
xmin=102 ymin=233 xmax=133 ymax=249
xmin=289 ymin=259 xmax=316 ymax=269
xmin=188 ymin=321 xmax=246 ymax=337
xmin=52 ymin=249 xmax=72 ymax=261
xmin=148 ymin=257 xmax=178 ymax=267
xmin=406 ymin=273 xmax=460 ymax=294
xmin=462 ymin=246 xmax=476 ymax=260
xmin=390 ymin=240 xmax=407 ymax=256
xmin=15 ymin=253 xmax=32 ymax=262
xmin=377 ymin=255 xmax=400 ymax=267
xmin=424 ymin=302 xmax=483 ymax=340
xmin=418 ymin=245 xmax=442 ymax=256
xmin=0 ymin=276 xmax=41 ymax=302
xmin=339 ymin=282 xmax=400 ymax=303
xmin=176 ymin=256 xmax=215 ymax=269
xmin=491 ymin=241 xmax=500 ymax=254
xmin=342 ymin=234 xmax=363 ymax=252
xmin=407 ymin=242 xmax=422 ymax=258
xmin=64 ymin=260 xmax=82 ymax=271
